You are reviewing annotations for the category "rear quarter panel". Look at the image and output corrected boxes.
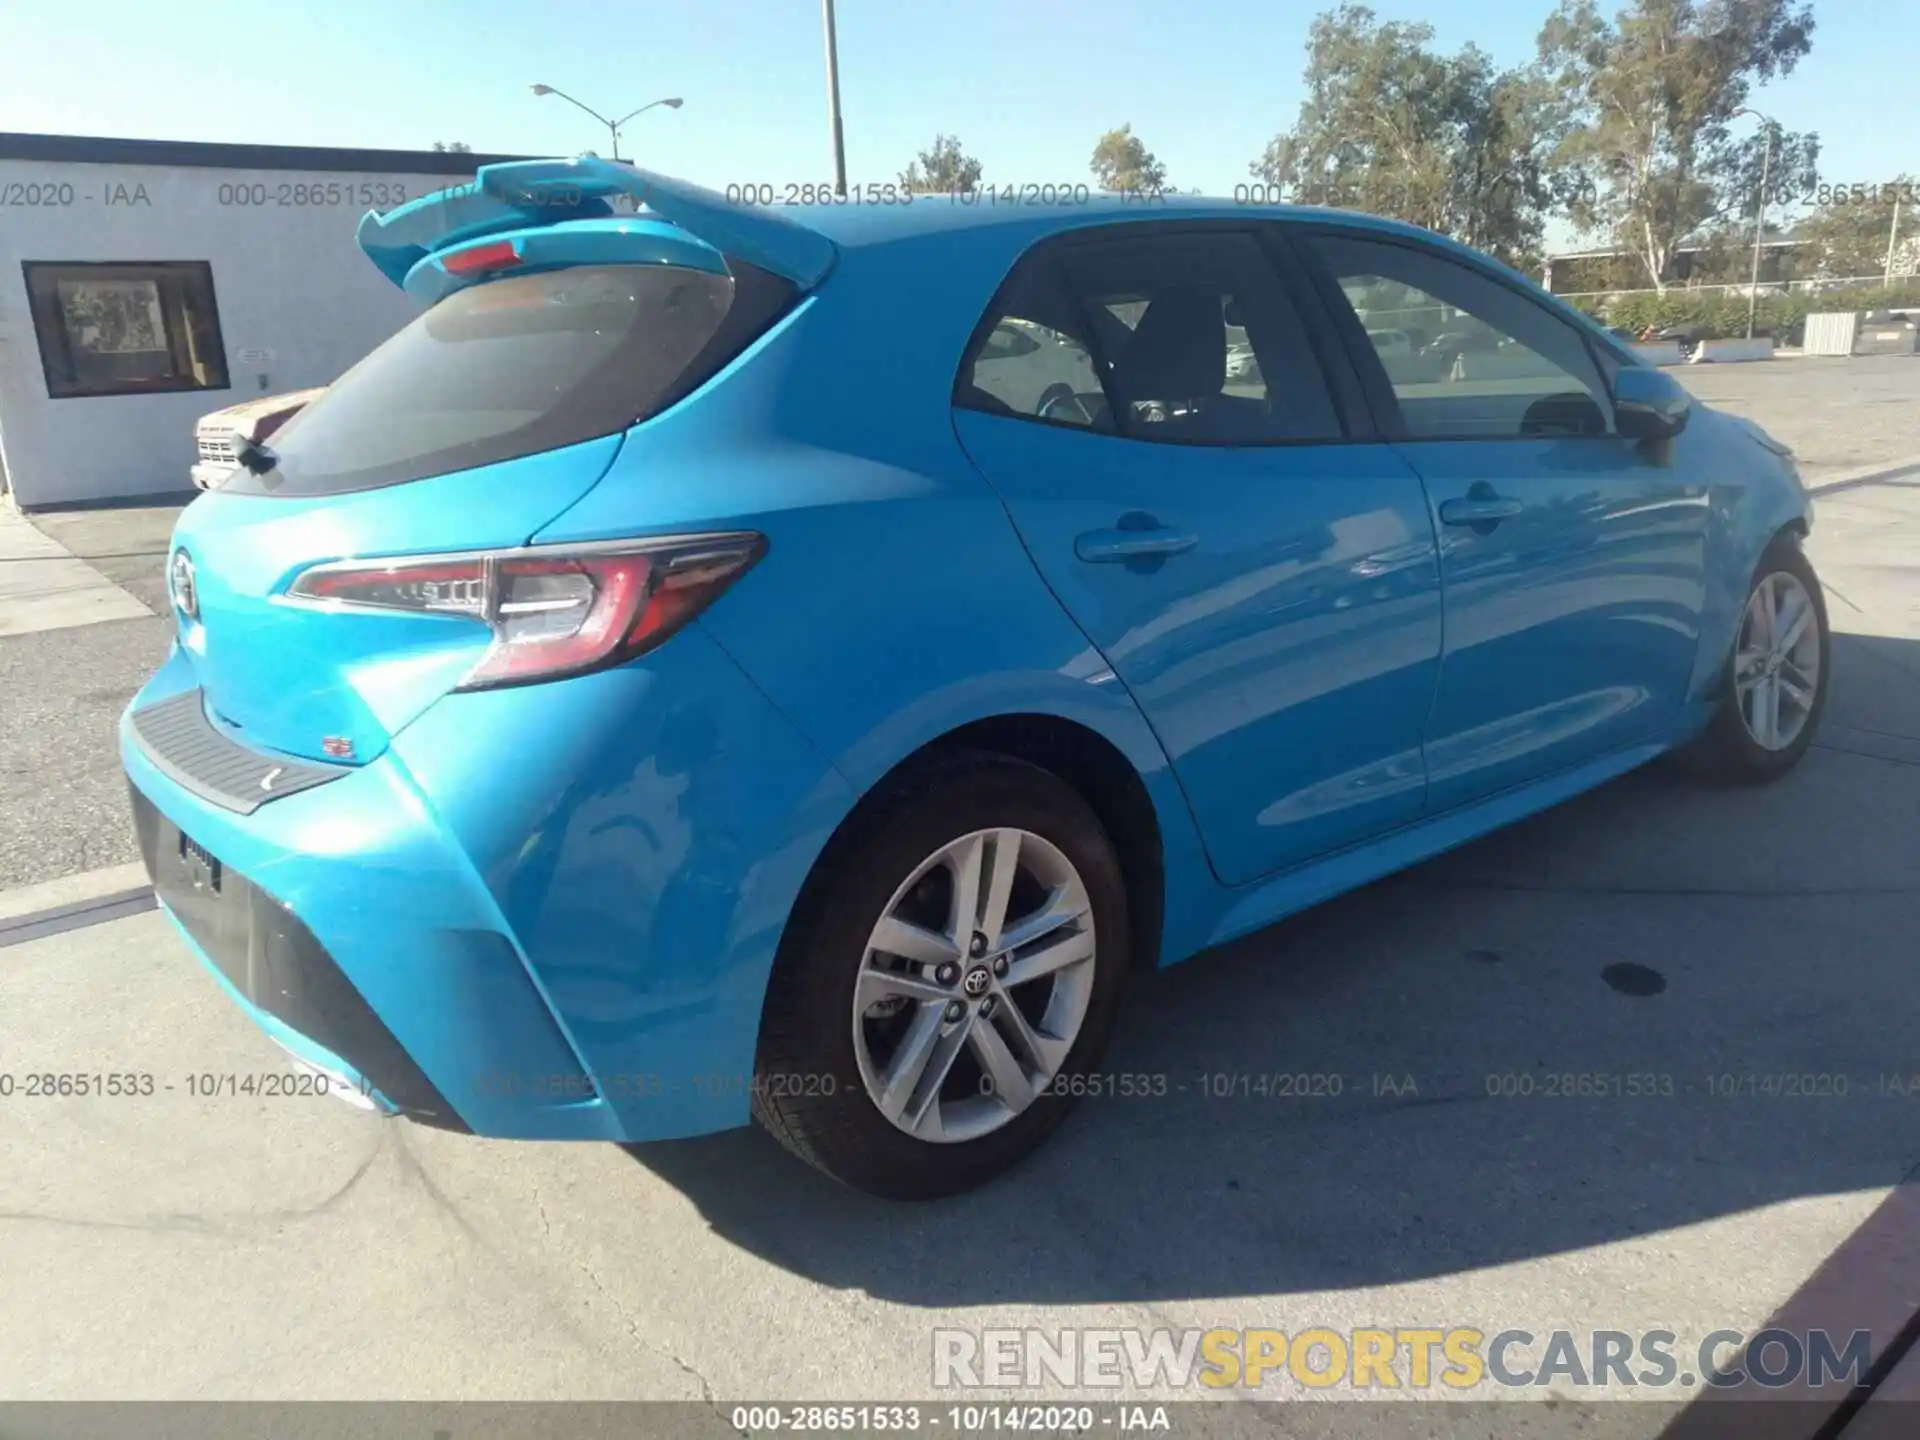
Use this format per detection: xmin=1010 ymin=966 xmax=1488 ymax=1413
xmin=533 ymin=231 xmax=1221 ymax=962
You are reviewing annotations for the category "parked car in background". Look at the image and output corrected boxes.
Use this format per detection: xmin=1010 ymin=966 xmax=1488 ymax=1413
xmin=127 ymin=158 xmax=1825 ymax=1199
xmin=190 ymin=388 xmax=324 ymax=490
xmin=1364 ymin=326 xmax=1415 ymax=359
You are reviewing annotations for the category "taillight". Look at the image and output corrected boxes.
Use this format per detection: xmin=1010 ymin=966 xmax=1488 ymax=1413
xmin=284 ymin=534 xmax=765 ymax=689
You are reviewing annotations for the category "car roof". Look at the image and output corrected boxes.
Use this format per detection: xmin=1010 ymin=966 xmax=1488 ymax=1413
xmin=778 ymin=195 xmax=1552 ymax=304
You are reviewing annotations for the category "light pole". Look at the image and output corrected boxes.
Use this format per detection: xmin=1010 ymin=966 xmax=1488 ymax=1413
xmin=530 ymin=85 xmax=682 ymax=162
xmin=821 ymin=0 xmax=848 ymax=197
xmin=1735 ymin=106 xmax=1777 ymax=340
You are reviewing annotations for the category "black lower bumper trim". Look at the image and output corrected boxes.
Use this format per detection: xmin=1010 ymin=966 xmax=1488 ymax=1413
xmin=129 ymin=782 xmax=471 ymax=1133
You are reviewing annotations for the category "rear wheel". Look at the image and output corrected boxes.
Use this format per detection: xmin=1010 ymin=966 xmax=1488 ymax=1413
xmin=1685 ymin=534 xmax=1829 ymax=782
xmin=752 ymin=753 xmax=1129 ymax=1199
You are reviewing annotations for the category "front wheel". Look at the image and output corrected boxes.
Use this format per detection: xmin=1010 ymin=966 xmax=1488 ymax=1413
xmin=1685 ymin=534 xmax=1830 ymax=782
xmin=752 ymin=753 xmax=1130 ymax=1199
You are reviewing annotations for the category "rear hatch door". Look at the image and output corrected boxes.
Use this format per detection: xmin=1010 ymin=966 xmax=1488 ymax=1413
xmin=167 ymin=160 xmax=828 ymax=765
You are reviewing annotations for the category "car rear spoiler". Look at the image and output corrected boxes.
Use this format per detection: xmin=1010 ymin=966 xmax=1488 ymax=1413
xmin=355 ymin=156 xmax=838 ymax=293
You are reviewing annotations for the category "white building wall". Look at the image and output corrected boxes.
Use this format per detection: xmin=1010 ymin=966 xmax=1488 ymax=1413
xmin=0 ymin=157 xmax=484 ymax=507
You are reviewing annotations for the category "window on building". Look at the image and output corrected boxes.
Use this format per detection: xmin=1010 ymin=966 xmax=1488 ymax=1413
xmin=22 ymin=261 xmax=230 ymax=400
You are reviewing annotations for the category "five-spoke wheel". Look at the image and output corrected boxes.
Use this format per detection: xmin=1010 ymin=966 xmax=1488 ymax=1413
xmin=1685 ymin=533 xmax=1830 ymax=782
xmin=752 ymin=753 xmax=1129 ymax=1199
xmin=1732 ymin=569 xmax=1822 ymax=752
xmin=853 ymin=828 xmax=1096 ymax=1143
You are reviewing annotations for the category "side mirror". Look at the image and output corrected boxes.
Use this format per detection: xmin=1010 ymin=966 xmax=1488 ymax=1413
xmin=1613 ymin=365 xmax=1691 ymax=442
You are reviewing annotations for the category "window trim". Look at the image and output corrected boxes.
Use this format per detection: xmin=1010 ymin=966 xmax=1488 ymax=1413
xmin=22 ymin=260 xmax=232 ymax=401
xmin=1290 ymin=224 xmax=1630 ymax=446
xmin=951 ymin=218 xmax=1361 ymax=451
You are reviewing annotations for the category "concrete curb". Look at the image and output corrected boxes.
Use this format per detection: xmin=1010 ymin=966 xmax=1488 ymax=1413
xmin=1807 ymin=456 xmax=1920 ymax=496
xmin=0 ymin=862 xmax=152 ymax=925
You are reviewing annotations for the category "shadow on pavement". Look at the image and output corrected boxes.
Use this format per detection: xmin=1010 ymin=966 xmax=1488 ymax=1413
xmin=627 ymin=628 xmax=1920 ymax=1309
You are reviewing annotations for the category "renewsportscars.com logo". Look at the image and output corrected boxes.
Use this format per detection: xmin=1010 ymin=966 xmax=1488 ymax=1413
xmin=931 ymin=1326 xmax=1878 ymax=1393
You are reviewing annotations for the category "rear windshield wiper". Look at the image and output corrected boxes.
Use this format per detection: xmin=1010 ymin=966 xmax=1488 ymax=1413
xmin=235 ymin=435 xmax=278 ymax=476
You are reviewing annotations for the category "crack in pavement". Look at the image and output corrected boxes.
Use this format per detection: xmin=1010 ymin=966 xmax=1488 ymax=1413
xmin=526 ymin=1175 xmax=747 ymax=1435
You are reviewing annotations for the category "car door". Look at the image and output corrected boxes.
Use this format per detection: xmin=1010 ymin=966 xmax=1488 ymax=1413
xmin=952 ymin=225 xmax=1443 ymax=888
xmin=1293 ymin=228 xmax=1711 ymax=815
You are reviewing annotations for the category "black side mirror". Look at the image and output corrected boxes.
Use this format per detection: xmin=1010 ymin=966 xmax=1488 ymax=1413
xmin=1613 ymin=365 xmax=1691 ymax=442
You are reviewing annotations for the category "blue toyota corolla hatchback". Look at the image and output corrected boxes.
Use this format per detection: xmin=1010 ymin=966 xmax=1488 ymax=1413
xmin=124 ymin=157 xmax=1825 ymax=1197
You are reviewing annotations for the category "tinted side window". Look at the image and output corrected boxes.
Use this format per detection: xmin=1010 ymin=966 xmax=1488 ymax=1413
xmin=956 ymin=229 xmax=1342 ymax=445
xmin=1306 ymin=233 xmax=1614 ymax=441
xmin=1065 ymin=232 xmax=1342 ymax=444
xmin=956 ymin=261 xmax=1114 ymax=432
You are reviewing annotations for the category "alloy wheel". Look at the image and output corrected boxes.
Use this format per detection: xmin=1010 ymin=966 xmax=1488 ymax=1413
xmin=851 ymin=828 xmax=1096 ymax=1143
xmin=1734 ymin=570 xmax=1822 ymax=751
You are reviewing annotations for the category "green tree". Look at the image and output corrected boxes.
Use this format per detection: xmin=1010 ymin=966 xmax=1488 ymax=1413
xmin=1248 ymin=5 xmax=1558 ymax=268
xmin=1793 ymin=178 xmax=1918 ymax=279
xmin=1537 ymin=0 xmax=1819 ymax=290
xmin=1090 ymin=124 xmax=1168 ymax=194
xmin=898 ymin=134 xmax=984 ymax=195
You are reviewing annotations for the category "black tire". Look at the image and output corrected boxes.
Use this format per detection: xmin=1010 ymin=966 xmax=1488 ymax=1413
xmin=1680 ymin=532 xmax=1830 ymax=783
xmin=752 ymin=751 xmax=1130 ymax=1200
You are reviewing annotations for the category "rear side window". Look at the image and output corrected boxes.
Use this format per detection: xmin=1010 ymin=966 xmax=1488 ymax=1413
xmin=956 ymin=229 xmax=1343 ymax=446
xmin=227 ymin=260 xmax=795 ymax=496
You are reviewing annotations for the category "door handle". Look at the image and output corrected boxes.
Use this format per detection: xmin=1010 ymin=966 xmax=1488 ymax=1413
xmin=1438 ymin=496 xmax=1524 ymax=527
xmin=1075 ymin=527 xmax=1199 ymax=563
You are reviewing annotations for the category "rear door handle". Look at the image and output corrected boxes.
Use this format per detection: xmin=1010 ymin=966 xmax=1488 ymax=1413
xmin=1074 ymin=527 xmax=1199 ymax=563
xmin=1438 ymin=496 xmax=1524 ymax=527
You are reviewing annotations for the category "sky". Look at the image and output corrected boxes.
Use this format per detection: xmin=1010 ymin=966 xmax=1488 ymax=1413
xmin=3 ymin=0 xmax=1915 ymax=242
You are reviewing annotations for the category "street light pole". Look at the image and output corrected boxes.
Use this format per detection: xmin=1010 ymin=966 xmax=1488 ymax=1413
xmin=530 ymin=86 xmax=683 ymax=162
xmin=1888 ymin=197 xmax=1904 ymax=286
xmin=821 ymin=0 xmax=848 ymax=197
xmin=1738 ymin=108 xmax=1777 ymax=340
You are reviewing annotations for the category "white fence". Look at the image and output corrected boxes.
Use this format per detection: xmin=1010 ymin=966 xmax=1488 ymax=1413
xmin=1552 ymin=274 xmax=1913 ymax=304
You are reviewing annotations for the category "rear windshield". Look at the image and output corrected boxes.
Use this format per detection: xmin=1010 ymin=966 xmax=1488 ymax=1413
xmin=225 ymin=259 xmax=796 ymax=496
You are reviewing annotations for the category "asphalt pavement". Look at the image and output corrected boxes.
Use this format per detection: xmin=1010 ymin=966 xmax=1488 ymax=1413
xmin=1 ymin=357 xmax=1917 ymax=1435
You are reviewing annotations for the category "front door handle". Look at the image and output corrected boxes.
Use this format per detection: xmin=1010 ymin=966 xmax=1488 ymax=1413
xmin=1075 ymin=526 xmax=1199 ymax=563
xmin=1438 ymin=495 xmax=1524 ymax=527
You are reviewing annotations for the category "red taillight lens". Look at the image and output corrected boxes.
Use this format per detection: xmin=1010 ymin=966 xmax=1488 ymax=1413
xmin=441 ymin=239 xmax=524 ymax=276
xmin=285 ymin=534 xmax=765 ymax=688
xmin=285 ymin=558 xmax=489 ymax=616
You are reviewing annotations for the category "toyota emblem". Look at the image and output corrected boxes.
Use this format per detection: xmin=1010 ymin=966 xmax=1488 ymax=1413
xmin=962 ymin=966 xmax=993 ymax=998
xmin=169 ymin=548 xmax=199 ymax=621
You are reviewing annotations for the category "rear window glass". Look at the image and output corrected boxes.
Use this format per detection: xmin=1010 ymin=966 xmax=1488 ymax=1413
xmin=226 ymin=260 xmax=794 ymax=496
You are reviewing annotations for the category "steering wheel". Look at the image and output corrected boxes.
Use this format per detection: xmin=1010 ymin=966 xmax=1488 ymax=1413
xmin=1036 ymin=382 xmax=1095 ymax=426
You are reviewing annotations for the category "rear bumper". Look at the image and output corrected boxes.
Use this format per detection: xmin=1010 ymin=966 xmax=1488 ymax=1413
xmin=130 ymin=784 xmax=467 ymax=1129
xmin=121 ymin=629 xmax=853 ymax=1144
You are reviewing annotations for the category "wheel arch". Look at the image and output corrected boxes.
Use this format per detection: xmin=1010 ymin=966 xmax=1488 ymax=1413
xmin=782 ymin=713 xmax=1170 ymax=983
xmin=1687 ymin=471 xmax=1818 ymax=709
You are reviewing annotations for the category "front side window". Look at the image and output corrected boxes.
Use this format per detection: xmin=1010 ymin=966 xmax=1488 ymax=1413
xmin=23 ymin=261 xmax=229 ymax=400
xmin=957 ymin=228 xmax=1343 ymax=446
xmin=1304 ymin=234 xmax=1613 ymax=440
